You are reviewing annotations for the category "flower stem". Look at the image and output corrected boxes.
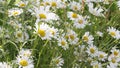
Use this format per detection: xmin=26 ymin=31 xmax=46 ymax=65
xmin=36 ymin=40 xmax=49 ymax=68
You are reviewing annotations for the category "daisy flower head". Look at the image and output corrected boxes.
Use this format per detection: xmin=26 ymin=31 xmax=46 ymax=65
xmin=16 ymin=56 xmax=34 ymax=68
xmin=49 ymin=0 xmax=62 ymax=8
xmin=19 ymin=49 xmax=32 ymax=58
xmin=88 ymin=3 xmax=104 ymax=17
xmin=30 ymin=0 xmax=40 ymax=6
xmin=49 ymin=27 xmax=59 ymax=39
xmin=58 ymin=0 xmax=67 ymax=9
xmin=96 ymin=31 xmax=103 ymax=37
xmin=15 ymin=30 xmax=29 ymax=42
xmin=107 ymin=27 xmax=120 ymax=39
xmin=51 ymin=56 xmax=64 ymax=68
xmin=34 ymin=6 xmax=59 ymax=22
xmin=67 ymin=29 xmax=79 ymax=45
xmin=43 ymin=0 xmax=50 ymax=6
xmin=67 ymin=11 xmax=79 ymax=20
xmin=34 ymin=6 xmax=50 ymax=20
xmin=82 ymin=32 xmax=94 ymax=45
xmin=69 ymin=1 xmax=82 ymax=11
xmin=111 ymin=48 xmax=120 ymax=57
xmin=14 ymin=22 xmax=22 ymax=29
xmin=108 ymin=55 xmax=120 ymax=66
xmin=58 ymin=37 xmax=69 ymax=50
xmin=74 ymin=45 xmax=87 ymax=62
xmin=34 ymin=23 xmax=52 ymax=40
xmin=74 ymin=15 xmax=88 ymax=29
xmin=15 ymin=1 xmax=28 ymax=8
xmin=91 ymin=61 xmax=102 ymax=68
xmin=97 ymin=51 xmax=107 ymax=61
xmin=86 ymin=44 xmax=98 ymax=57
xmin=7 ymin=20 xmax=17 ymax=26
xmin=0 ymin=62 xmax=12 ymax=68
xmin=8 ymin=8 xmax=23 ymax=17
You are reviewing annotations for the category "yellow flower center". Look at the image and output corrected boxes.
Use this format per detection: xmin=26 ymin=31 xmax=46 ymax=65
xmin=61 ymin=40 xmax=66 ymax=46
xmin=51 ymin=2 xmax=57 ymax=7
xmin=17 ymin=32 xmax=22 ymax=38
xmin=111 ymin=58 xmax=116 ymax=63
xmin=55 ymin=59 xmax=60 ymax=64
xmin=114 ymin=51 xmax=119 ymax=56
xmin=74 ymin=6 xmax=78 ymax=10
xmin=78 ymin=19 xmax=83 ymax=24
xmin=90 ymin=48 xmax=95 ymax=53
xmin=39 ymin=14 xmax=47 ymax=19
xmin=93 ymin=64 xmax=99 ymax=68
xmin=20 ymin=3 xmax=25 ymax=7
xmin=83 ymin=36 xmax=88 ymax=42
xmin=20 ymin=60 xmax=28 ymax=67
xmin=40 ymin=2 xmax=44 ymax=6
xmin=110 ymin=32 xmax=116 ymax=36
xmin=13 ymin=11 xmax=19 ymax=16
xmin=72 ymin=13 xmax=78 ymax=18
xmin=69 ymin=34 xmax=75 ymax=40
xmin=45 ymin=2 xmax=50 ymax=5
xmin=50 ymin=30 xmax=55 ymax=35
xmin=38 ymin=29 xmax=46 ymax=37
xmin=99 ymin=54 xmax=104 ymax=58
xmin=65 ymin=35 xmax=69 ymax=39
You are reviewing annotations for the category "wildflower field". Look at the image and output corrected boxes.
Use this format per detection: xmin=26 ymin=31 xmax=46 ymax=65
xmin=0 ymin=0 xmax=120 ymax=68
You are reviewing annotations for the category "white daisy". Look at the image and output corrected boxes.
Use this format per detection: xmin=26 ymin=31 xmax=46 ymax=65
xmin=107 ymin=27 xmax=120 ymax=39
xmin=34 ymin=23 xmax=52 ymax=40
xmin=82 ymin=32 xmax=94 ymax=45
xmin=16 ymin=56 xmax=34 ymax=68
xmin=19 ymin=49 xmax=32 ymax=58
xmin=88 ymin=3 xmax=104 ymax=17
xmin=14 ymin=23 xmax=22 ymax=29
xmin=96 ymin=31 xmax=103 ymax=37
xmin=58 ymin=37 xmax=69 ymax=50
xmin=67 ymin=12 xmax=79 ymax=20
xmin=97 ymin=51 xmax=107 ymax=61
xmin=34 ymin=6 xmax=59 ymax=22
xmin=69 ymin=1 xmax=82 ymax=11
xmin=51 ymin=56 xmax=64 ymax=68
xmin=108 ymin=55 xmax=120 ymax=66
xmin=49 ymin=27 xmax=59 ymax=39
xmin=67 ymin=30 xmax=79 ymax=45
xmin=15 ymin=1 xmax=28 ymax=7
xmin=91 ymin=61 xmax=102 ymax=68
xmin=15 ymin=30 xmax=29 ymax=42
xmin=86 ymin=44 xmax=98 ymax=57
xmin=8 ymin=8 xmax=23 ymax=17
xmin=15 ymin=30 xmax=24 ymax=42
xmin=0 ymin=62 xmax=12 ymax=68
xmin=49 ymin=0 xmax=63 ymax=8
xmin=43 ymin=0 xmax=50 ymax=6
xmin=74 ymin=15 xmax=88 ymax=29
xmin=111 ymin=48 xmax=120 ymax=57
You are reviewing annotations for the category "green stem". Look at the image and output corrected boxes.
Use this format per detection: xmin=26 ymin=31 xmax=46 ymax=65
xmin=5 ymin=40 xmax=19 ymax=52
xmin=36 ymin=40 xmax=49 ymax=68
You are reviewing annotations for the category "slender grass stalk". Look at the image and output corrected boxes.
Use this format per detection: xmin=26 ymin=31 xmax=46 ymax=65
xmin=36 ymin=40 xmax=49 ymax=68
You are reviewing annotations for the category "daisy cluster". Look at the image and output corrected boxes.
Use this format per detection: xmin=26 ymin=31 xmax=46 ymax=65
xmin=0 ymin=0 xmax=120 ymax=68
